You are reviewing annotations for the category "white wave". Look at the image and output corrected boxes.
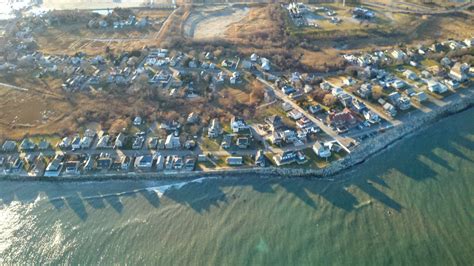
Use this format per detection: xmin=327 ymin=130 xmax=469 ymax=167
xmin=145 ymin=176 xmax=220 ymax=197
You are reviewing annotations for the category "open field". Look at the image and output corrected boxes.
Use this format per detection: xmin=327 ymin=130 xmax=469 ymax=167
xmin=42 ymin=0 xmax=173 ymax=10
xmin=33 ymin=9 xmax=172 ymax=55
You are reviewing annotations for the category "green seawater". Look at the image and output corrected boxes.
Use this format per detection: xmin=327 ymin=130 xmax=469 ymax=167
xmin=1 ymin=109 xmax=473 ymax=265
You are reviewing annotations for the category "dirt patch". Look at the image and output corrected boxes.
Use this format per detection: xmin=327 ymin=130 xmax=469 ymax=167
xmin=184 ymin=6 xmax=250 ymax=39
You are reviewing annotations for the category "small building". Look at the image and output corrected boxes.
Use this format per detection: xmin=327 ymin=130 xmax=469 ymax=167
xmin=133 ymin=116 xmax=142 ymax=126
xmin=236 ymin=137 xmax=249 ymax=149
xmin=96 ymin=135 xmax=110 ymax=149
xmin=403 ymin=70 xmax=418 ymax=80
xmin=226 ymin=156 xmax=243 ymax=166
xmin=221 ymin=134 xmax=232 ymax=149
xmin=20 ymin=138 xmax=35 ymax=151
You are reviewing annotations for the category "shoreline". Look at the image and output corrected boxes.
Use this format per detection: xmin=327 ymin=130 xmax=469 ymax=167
xmin=1 ymin=90 xmax=473 ymax=183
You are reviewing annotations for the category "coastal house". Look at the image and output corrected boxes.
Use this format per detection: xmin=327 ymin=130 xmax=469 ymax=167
xmin=427 ymin=80 xmax=448 ymax=94
xmin=64 ymin=161 xmax=80 ymax=175
xmin=313 ymin=142 xmax=331 ymax=158
xmin=114 ymin=133 xmax=126 ymax=149
xmin=296 ymin=151 xmax=307 ymax=165
xmin=44 ymin=156 xmax=63 ymax=177
xmin=327 ymin=108 xmax=358 ymax=128
xmin=172 ymin=156 xmax=184 ymax=170
xmin=383 ymin=102 xmax=397 ymax=117
xmin=135 ymin=155 xmax=153 ymax=170
xmin=449 ymin=62 xmax=468 ymax=82
xmin=363 ymin=110 xmax=381 ymax=124
xmin=414 ymin=91 xmax=428 ymax=102
xmin=273 ymin=150 xmax=297 ymax=166
xmin=227 ymin=156 xmax=243 ymax=166
xmin=155 ymin=155 xmax=165 ymax=171
xmin=185 ymin=158 xmax=196 ymax=171
xmin=255 ymin=150 xmax=267 ymax=167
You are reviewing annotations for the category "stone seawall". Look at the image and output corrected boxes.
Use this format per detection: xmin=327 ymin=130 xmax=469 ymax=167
xmin=2 ymin=90 xmax=473 ymax=182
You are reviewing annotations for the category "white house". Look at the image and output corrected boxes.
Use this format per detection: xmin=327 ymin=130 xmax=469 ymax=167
xmin=427 ymin=80 xmax=448 ymax=94
xmin=165 ymin=133 xmax=181 ymax=149
xmin=261 ymin=58 xmax=271 ymax=71
xmin=230 ymin=117 xmax=248 ymax=133
xmin=313 ymin=142 xmax=331 ymax=158
xmin=390 ymin=49 xmax=407 ymax=61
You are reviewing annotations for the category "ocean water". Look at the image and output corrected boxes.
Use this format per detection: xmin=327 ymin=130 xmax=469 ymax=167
xmin=0 ymin=108 xmax=473 ymax=265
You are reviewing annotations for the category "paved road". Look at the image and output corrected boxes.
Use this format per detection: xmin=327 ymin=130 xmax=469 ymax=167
xmin=361 ymin=1 xmax=473 ymax=15
xmin=256 ymin=77 xmax=352 ymax=153
xmin=0 ymin=82 xmax=29 ymax=92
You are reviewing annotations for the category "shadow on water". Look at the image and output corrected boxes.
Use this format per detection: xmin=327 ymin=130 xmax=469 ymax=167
xmin=0 ymin=109 xmax=472 ymax=219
